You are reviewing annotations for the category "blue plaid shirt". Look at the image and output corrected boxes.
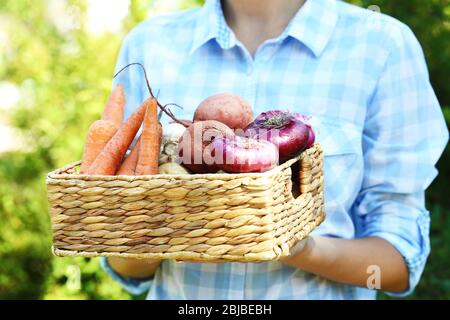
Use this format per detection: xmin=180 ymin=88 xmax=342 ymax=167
xmin=101 ymin=0 xmax=449 ymax=299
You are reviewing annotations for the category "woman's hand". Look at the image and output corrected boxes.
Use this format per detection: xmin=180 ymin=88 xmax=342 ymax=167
xmin=108 ymin=236 xmax=408 ymax=293
xmin=107 ymin=257 xmax=161 ymax=279
xmin=281 ymin=236 xmax=409 ymax=293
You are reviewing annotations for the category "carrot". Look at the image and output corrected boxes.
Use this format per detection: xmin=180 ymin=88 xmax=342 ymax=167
xmin=135 ymin=98 xmax=162 ymax=175
xmin=87 ymin=100 xmax=149 ymax=175
xmin=102 ymin=84 xmax=125 ymax=126
xmin=116 ymin=137 xmax=141 ymax=175
xmin=80 ymin=120 xmax=118 ymax=174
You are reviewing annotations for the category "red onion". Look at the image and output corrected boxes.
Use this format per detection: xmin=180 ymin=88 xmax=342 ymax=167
xmin=293 ymin=113 xmax=315 ymax=148
xmin=245 ymin=110 xmax=310 ymax=162
xmin=206 ymin=136 xmax=279 ymax=173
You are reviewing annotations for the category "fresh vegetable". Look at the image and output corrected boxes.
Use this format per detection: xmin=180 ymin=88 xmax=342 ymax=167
xmin=193 ymin=93 xmax=253 ymax=130
xmin=293 ymin=113 xmax=315 ymax=148
xmin=81 ymin=63 xmax=188 ymax=176
xmin=245 ymin=110 xmax=310 ymax=162
xmin=80 ymin=120 xmax=118 ymax=174
xmin=116 ymin=137 xmax=141 ymax=175
xmin=159 ymin=141 xmax=179 ymax=165
xmin=135 ymin=98 xmax=162 ymax=175
xmin=158 ymin=162 xmax=190 ymax=174
xmin=164 ymin=122 xmax=188 ymax=143
xmin=87 ymin=99 xmax=148 ymax=175
xmin=178 ymin=120 xmax=234 ymax=173
xmin=207 ymin=135 xmax=279 ymax=173
xmin=101 ymin=84 xmax=125 ymax=126
xmin=159 ymin=122 xmax=186 ymax=164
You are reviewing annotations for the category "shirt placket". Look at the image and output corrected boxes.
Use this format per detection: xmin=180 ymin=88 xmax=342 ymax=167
xmin=247 ymin=42 xmax=280 ymax=113
xmin=224 ymin=43 xmax=253 ymax=300
xmin=230 ymin=41 xmax=280 ymax=300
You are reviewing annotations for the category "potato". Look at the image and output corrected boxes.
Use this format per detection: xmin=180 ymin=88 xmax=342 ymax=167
xmin=193 ymin=93 xmax=254 ymax=130
xmin=178 ymin=120 xmax=234 ymax=173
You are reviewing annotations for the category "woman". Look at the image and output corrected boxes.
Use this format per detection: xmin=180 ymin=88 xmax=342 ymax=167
xmin=101 ymin=0 xmax=448 ymax=299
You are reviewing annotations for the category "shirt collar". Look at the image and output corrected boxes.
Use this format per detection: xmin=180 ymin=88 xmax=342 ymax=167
xmin=190 ymin=0 xmax=339 ymax=57
xmin=286 ymin=0 xmax=339 ymax=57
xmin=190 ymin=0 xmax=236 ymax=54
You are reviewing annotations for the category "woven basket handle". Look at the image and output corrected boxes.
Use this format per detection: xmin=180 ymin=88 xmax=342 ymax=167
xmin=299 ymin=155 xmax=313 ymax=194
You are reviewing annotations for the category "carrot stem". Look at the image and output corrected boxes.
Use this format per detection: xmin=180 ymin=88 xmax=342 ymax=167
xmin=113 ymin=62 xmax=188 ymax=127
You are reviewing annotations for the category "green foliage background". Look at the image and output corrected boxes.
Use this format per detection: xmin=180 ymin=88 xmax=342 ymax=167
xmin=0 ymin=0 xmax=448 ymax=300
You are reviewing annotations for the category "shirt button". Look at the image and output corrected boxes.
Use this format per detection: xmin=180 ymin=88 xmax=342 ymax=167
xmin=247 ymin=66 xmax=253 ymax=75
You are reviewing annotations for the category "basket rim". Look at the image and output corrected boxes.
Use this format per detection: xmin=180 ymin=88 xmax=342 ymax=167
xmin=47 ymin=144 xmax=322 ymax=182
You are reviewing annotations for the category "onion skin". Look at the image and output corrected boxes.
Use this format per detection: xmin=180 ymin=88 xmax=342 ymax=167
xmin=207 ymin=136 xmax=279 ymax=173
xmin=178 ymin=120 xmax=234 ymax=173
xmin=306 ymin=128 xmax=315 ymax=148
xmin=293 ymin=113 xmax=315 ymax=148
xmin=194 ymin=93 xmax=254 ymax=130
xmin=245 ymin=110 xmax=310 ymax=162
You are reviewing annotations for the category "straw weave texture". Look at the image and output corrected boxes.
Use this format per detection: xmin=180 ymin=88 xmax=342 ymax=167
xmin=47 ymin=144 xmax=324 ymax=262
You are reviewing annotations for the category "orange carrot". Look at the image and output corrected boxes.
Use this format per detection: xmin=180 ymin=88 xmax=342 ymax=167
xmin=102 ymin=84 xmax=125 ymax=126
xmin=87 ymin=100 xmax=149 ymax=175
xmin=116 ymin=137 xmax=141 ymax=175
xmin=80 ymin=120 xmax=118 ymax=174
xmin=135 ymin=98 xmax=161 ymax=175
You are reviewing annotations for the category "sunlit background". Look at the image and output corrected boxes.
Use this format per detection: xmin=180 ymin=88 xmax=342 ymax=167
xmin=0 ymin=0 xmax=448 ymax=300
xmin=0 ymin=0 xmax=190 ymax=153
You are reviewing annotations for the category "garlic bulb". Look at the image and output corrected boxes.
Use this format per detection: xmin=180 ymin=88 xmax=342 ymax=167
xmin=163 ymin=123 xmax=186 ymax=143
xmin=159 ymin=122 xmax=187 ymax=164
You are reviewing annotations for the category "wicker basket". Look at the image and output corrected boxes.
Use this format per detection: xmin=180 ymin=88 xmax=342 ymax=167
xmin=46 ymin=144 xmax=324 ymax=262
